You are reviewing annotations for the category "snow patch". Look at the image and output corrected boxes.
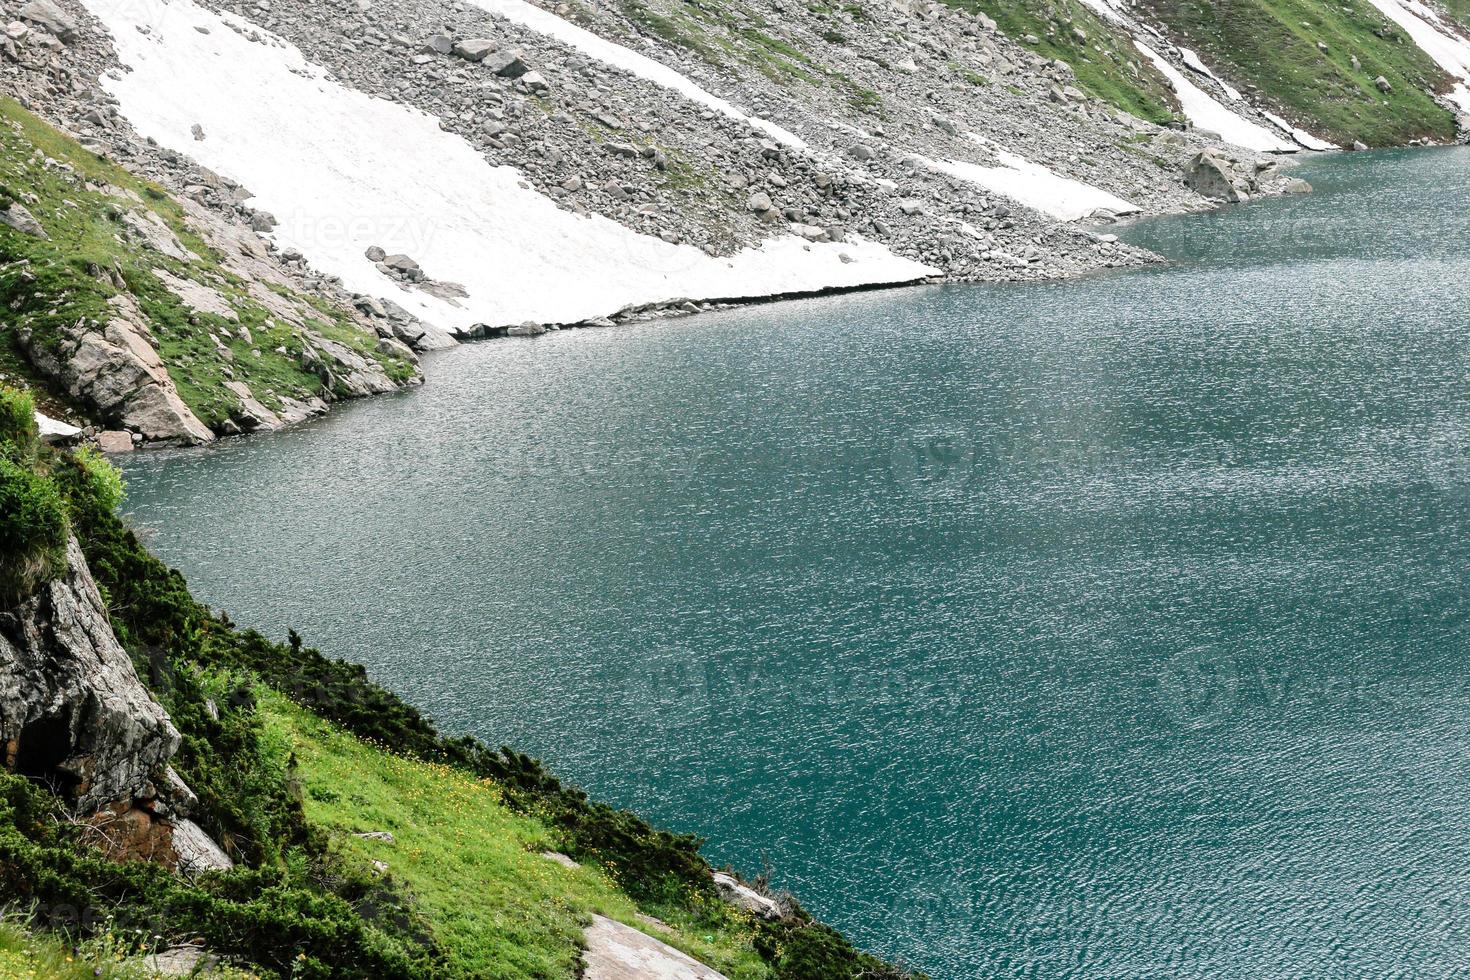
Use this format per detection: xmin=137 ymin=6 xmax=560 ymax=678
xmin=1261 ymin=110 xmax=1338 ymax=151
xmin=464 ymin=0 xmax=807 ymax=148
xmin=1362 ymin=0 xmax=1470 ymax=112
xmin=918 ymin=140 xmax=1139 ymax=221
xmin=35 ymin=411 xmax=81 ymax=441
xmin=81 ymin=0 xmax=933 ymax=334
xmin=1178 ymin=45 xmax=1242 ymax=101
xmin=1135 ymin=41 xmax=1296 ymax=152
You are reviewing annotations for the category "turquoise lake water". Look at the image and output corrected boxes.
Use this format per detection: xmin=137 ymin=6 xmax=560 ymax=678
xmin=121 ymin=146 xmax=1470 ymax=978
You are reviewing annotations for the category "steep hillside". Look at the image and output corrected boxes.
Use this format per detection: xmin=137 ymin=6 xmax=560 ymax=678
xmin=1136 ymin=0 xmax=1461 ymax=145
xmin=0 ymin=95 xmax=430 ymax=446
xmin=0 ymin=384 xmax=918 ymax=978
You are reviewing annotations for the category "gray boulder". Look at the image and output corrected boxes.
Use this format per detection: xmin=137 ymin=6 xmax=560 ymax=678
xmin=711 ymin=871 xmax=781 ymax=920
xmin=18 ymin=0 xmax=75 ymax=42
xmin=453 ymin=38 xmax=496 ymax=62
xmin=1183 ymin=151 xmax=1248 ymax=203
xmin=486 ymin=49 xmax=528 ymax=78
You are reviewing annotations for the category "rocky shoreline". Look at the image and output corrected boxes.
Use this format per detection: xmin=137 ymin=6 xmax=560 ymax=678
xmin=4 ymin=0 xmax=1463 ymax=452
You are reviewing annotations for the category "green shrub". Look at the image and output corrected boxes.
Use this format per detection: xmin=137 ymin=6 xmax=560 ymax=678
xmin=0 ymin=386 xmax=37 ymax=458
xmin=69 ymin=446 xmax=125 ymax=514
xmin=0 ymin=455 xmax=69 ymax=599
xmin=0 ymin=773 xmax=448 ymax=979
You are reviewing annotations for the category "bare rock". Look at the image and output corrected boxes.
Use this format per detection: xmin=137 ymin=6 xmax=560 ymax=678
xmin=0 ymin=201 xmax=47 ymax=238
xmin=583 ymin=915 xmax=729 ymax=980
xmin=711 ymin=871 xmax=781 ymax=920
xmin=0 ymin=538 xmax=180 ymax=813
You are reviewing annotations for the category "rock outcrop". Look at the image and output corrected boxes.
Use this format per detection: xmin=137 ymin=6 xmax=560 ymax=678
xmin=0 ymin=537 xmax=178 ymax=811
xmin=1 ymin=537 xmax=234 ymax=874
xmin=19 ymin=295 xmax=216 ymax=446
xmin=583 ymin=915 xmax=729 ymax=980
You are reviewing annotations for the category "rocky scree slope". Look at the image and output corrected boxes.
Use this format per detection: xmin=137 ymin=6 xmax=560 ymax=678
xmin=9 ymin=0 xmax=1317 ymax=333
xmin=0 ymin=0 xmax=1464 ymax=433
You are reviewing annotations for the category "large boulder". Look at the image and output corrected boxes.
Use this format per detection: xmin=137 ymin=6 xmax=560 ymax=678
xmin=17 ymin=0 xmax=76 ymax=42
xmin=583 ymin=915 xmax=728 ymax=979
xmin=1183 ymin=151 xmax=1250 ymax=203
xmin=0 ymin=201 xmax=47 ymax=238
xmin=711 ymin=871 xmax=781 ymax=919
xmin=18 ymin=294 xmax=215 ymax=445
xmin=0 ymin=538 xmax=179 ymax=812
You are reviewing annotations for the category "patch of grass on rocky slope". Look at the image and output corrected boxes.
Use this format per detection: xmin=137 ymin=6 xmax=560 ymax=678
xmin=265 ymin=693 xmax=773 ymax=979
xmin=1139 ymin=0 xmax=1457 ymax=145
xmin=0 ymin=96 xmax=412 ymax=430
xmin=936 ymin=0 xmax=1182 ymax=123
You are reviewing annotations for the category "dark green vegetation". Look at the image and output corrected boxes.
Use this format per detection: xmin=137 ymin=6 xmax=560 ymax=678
xmin=0 ymin=384 xmax=918 ymax=978
xmin=0 ymin=96 xmax=413 ymax=432
xmin=0 ymin=388 xmax=68 ymax=600
xmin=1139 ymin=0 xmax=1458 ymax=145
xmin=935 ymin=0 xmax=1183 ymax=123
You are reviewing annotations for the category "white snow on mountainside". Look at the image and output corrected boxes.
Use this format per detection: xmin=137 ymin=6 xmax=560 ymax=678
xmin=919 ymin=143 xmax=1139 ymax=221
xmin=82 ymin=0 xmax=933 ymax=333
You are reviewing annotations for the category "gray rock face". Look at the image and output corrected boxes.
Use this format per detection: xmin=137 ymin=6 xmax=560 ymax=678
xmin=0 ymin=201 xmax=47 ymax=237
xmin=583 ymin=915 xmax=728 ymax=980
xmin=0 ymin=538 xmax=179 ymax=813
xmin=172 ymin=817 xmax=235 ymax=875
xmin=18 ymin=294 xmax=215 ymax=445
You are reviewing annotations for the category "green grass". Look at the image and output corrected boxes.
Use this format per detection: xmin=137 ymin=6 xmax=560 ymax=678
xmin=936 ymin=0 xmax=1182 ymax=123
xmin=0 ymin=919 xmax=264 ymax=980
xmin=264 ymin=693 xmax=773 ymax=980
xmin=0 ymin=96 xmax=414 ymax=432
xmin=1139 ymin=0 xmax=1457 ymax=145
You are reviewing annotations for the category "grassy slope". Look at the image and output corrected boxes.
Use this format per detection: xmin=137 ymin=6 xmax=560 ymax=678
xmin=0 ymin=97 xmax=413 ymax=430
xmin=1139 ymin=0 xmax=1457 ymax=145
xmin=936 ymin=0 xmax=1182 ymax=123
xmin=266 ymin=694 xmax=770 ymax=980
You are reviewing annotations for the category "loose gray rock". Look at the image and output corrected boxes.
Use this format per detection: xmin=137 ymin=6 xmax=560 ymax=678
xmin=485 ymin=49 xmax=528 ymax=78
xmin=452 ymin=38 xmax=496 ymax=62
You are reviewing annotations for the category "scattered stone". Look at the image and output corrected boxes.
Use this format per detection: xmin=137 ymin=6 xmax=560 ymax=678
xmin=541 ymin=850 xmax=580 ymax=869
